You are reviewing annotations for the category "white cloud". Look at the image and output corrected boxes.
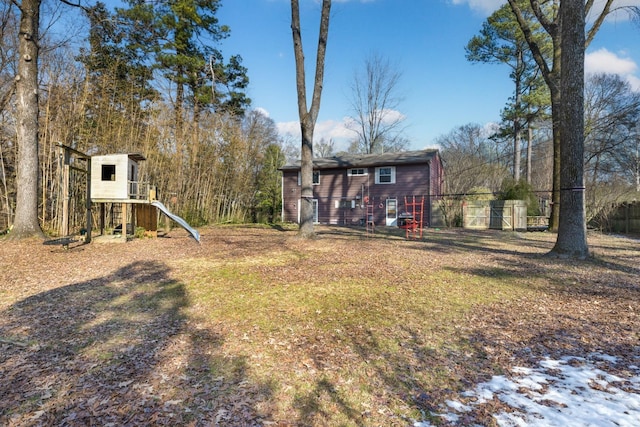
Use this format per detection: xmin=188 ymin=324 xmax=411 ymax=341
xmin=627 ymin=75 xmax=640 ymax=92
xmin=276 ymin=120 xmax=301 ymax=138
xmin=277 ymin=108 xmax=410 ymax=152
xmin=482 ymin=121 xmax=500 ymax=138
xmin=315 ymin=118 xmax=355 ymax=140
xmin=586 ymin=48 xmax=640 ymax=91
xmin=254 ymin=107 xmax=270 ymax=118
xmin=449 ymin=0 xmax=504 ymax=15
xmin=379 ymin=109 xmax=406 ymax=125
xmin=586 ymin=48 xmax=637 ymax=75
xmin=277 ymin=118 xmax=353 ymax=141
xmin=277 ymin=118 xmax=355 ymax=152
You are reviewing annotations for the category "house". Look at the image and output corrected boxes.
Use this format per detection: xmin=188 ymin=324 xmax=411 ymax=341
xmin=280 ymin=149 xmax=444 ymax=227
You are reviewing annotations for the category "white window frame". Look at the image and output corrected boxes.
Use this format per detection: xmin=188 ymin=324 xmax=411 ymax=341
xmin=347 ymin=168 xmax=368 ymax=176
xmin=375 ymin=166 xmax=396 ymax=184
xmin=297 ymin=171 xmax=321 ymax=185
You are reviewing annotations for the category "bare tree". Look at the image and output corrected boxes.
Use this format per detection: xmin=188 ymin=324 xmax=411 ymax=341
xmin=291 ymin=0 xmax=331 ymax=238
xmin=11 ymin=0 xmax=43 ymax=239
xmin=9 ymin=0 xmax=88 ymax=239
xmin=436 ymin=123 xmax=510 ymax=226
xmin=437 ymin=123 xmax=510 ymax=196
xmin=347 ymin=53 xmax=408 ymax=154
xmin=583 ymin=73 xmax=640 ymax=225
xmin=314 ymin=137 xmax=334 ymax=158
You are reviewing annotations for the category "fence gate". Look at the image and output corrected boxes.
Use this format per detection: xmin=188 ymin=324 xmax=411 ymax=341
xmin=464 ymin=200 xmax=527 ymax=231
xmin=463 ymin=202 xmax=489 ymax=229
xmin=490 ymin=204 xmax=512 ymax=229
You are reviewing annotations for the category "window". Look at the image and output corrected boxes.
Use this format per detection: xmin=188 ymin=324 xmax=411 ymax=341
xmin=348 ymin=168 xmax=367 ymax=176
xmin=375 ymin=166 xmax=395 ymax=184
xmin=335 ymin=199 xmax=354 ymax=209
xmin=297 ymin=171 xmax=321 ymax=185
xmin=101 ymin=164 xmax=116 ymax=181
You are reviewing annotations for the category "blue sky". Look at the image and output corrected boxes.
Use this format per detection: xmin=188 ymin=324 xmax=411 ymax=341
xmin=216 ymin=0 xmax=640 ymax=152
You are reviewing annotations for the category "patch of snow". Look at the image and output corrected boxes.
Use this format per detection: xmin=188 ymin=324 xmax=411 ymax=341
xmin=414 ymin=355 xmax=640 ymax=427
xmin=445 ymin=400 xmax=471 ymax=412
xmin=591 ymin=353 xmax=618 ymax=363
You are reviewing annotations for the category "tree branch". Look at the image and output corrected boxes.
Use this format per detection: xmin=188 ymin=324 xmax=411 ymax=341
xmin=528 ymin=0 xmax=557 ymax=35
xmin=308 ymin=0 xmax=331 ymax=125
xmin=59 ymin=0 xmax=90 ymax=13
xmin=290 ymin=0 xmax=308 ymax=120
xmin=586 ymin=0 xmax=613 ymax=48
xmin=507 ymin=0 xmax=553 ymax=83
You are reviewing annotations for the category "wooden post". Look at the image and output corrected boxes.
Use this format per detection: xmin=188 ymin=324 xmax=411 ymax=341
xmin=121 ymin=202 xmax=127 ymax=242
xmin=56 ymin=143 xmax=91 ymax=240
xmin=100 ymin=203 xmax=105 ymax=235
xmin=131 ymin=203 xmax=136 ymax=234
xmin=85 ymin=157 xmax=92 ymax=243
xmin=626 ymin=203 xmax=630 ymax=234
xmin=61 ymin=148 xmax=70 ymax=237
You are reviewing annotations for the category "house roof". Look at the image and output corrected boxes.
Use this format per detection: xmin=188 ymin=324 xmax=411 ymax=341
xmin=280 ymin=149 xmax=439 ymax=171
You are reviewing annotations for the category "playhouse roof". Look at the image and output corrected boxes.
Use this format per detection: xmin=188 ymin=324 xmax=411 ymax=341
xmin=128 ymin=153 xmax=146 ymax=162
xmin=92 ymin=153 xmax=146 ymax=162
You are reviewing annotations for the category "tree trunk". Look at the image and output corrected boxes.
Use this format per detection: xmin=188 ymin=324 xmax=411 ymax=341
xmin=12 ymin=0 xmax=44 ymax=239
xmin=550 ymin=0 xmax=588 ymax=258
xmin=513 ymin=54 xmax=522 ymax=182
xmin=299 ymin=118 xmax=314 ymax=237
xmin=513 ymin=125 xmax=521 ymax=181
xmin=291 ymin=0 xmax=331 ymax=238
xmin=549 ymin=88 xmax=561 ymax=232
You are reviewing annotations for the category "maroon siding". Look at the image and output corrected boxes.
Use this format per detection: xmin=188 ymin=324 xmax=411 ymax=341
xmin=282 ymin=157 xmax=444 ymax=226
xmin=281 ymin=172 xmax=300 ymax=223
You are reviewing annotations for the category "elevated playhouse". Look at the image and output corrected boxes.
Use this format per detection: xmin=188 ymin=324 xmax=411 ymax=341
xmin=90 ymin=153 xmax=199 ymax=243
xmin=58 ymin=144 xmax=199 ymax=243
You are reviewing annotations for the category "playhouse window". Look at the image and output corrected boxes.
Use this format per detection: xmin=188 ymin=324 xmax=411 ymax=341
xmin=101 ymin=164 xmax=116 ymax=181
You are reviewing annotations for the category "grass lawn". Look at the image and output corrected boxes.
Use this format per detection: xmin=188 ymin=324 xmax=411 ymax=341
xmin=1 ymin=225 xmax=638 ymax=426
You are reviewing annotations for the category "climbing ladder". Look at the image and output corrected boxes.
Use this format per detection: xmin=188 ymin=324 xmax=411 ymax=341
xmin=366 ymin=204 xmax=375 ymax=236
xmin=404 ymin=196 xmax=424 ymax=240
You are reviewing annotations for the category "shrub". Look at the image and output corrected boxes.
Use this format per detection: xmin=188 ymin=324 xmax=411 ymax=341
xmin=498 ymin=179 xmax=540 ymax=216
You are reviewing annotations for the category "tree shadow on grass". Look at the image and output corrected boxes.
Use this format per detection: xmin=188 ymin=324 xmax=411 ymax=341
xmin=0 ymin=260 xmax=271 ymax=425
xmin=340 ymin=324 xmax=490 ymax=425
xmin=293 ymin=377 xmax=365 ymax=427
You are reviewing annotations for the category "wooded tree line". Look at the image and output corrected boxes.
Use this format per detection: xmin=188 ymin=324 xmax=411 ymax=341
xmin=436 ymin=72 xmax=639 ymax=227
xmin=0 ymin=0 xmax=287 ymax=235
xmin=1 ymin=0 xmax=638 ymax=251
